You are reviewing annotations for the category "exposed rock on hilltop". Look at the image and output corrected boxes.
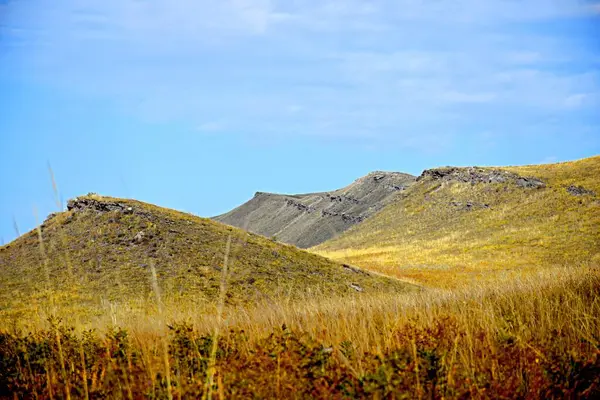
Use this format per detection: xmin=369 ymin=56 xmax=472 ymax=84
xmin=418 ymin=166 xmax=545 ymax=188
xmin=67 ymin=197 xmax=135 ymax=214
xmin=213 ymin=171 xmax=416 ymax=248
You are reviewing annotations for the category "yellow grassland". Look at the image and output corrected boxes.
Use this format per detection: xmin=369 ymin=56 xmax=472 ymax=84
xmin=314 ymin=156 xmax=600 ymax=287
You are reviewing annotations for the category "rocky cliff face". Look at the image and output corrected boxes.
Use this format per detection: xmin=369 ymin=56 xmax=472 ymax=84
xmin=213 ymin=171 xmax=416 ymax=248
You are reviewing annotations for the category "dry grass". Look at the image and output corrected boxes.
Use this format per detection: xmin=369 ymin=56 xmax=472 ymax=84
xmin=1 ymin=265 xmax=599 ymax=398
xmin=314 ymin=155 xmax=600 ymax=287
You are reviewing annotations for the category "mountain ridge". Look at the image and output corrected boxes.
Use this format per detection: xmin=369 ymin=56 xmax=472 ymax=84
xmin=213 ymin=171 xmax=416 ymax=248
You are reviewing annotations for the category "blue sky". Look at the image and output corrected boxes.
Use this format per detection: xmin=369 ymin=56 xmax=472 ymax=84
xmin=1 ymin=0 xmax=599 ymax=244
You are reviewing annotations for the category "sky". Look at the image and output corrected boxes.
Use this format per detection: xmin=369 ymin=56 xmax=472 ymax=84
xmin=1 ymin=0 xmax=599 ymax=244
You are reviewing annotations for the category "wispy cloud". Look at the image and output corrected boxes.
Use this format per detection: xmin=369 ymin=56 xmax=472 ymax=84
xmin=196 ymin=121 xmax=225 ymax=133
xmin=1 ymin=0 xmax=599 ymax=151
xmin=589 ymin=3 xmax=600 ymax=14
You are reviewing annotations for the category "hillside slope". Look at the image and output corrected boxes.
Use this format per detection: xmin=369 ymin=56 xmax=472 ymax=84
xmin=214 ymin=171 xmax=415 ymax=248
xmin=0 ymin=195 xmax=415 ymax=322
xmin=313 ymin=156 xmax=600 ymax=287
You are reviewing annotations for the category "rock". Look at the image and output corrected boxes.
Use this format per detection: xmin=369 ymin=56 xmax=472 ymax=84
xmin=567 ymin=185 xmax=595 ymax=197
xmin=343 ymin=264 xmax=358 ymax=273
xmin=342 ymin=264 xmax=369 ymax=276
xmin=67 ymin=197 xmax=144 ymax=216
xmin=328 ymin=194 xmax=360 ymax=204
xmin=68 ymin=197 xmax=125 ymax=213
xmin=516 ymin=178 xmax=545 ymax=189
xmin=385 ymin=184 xmax=406 ymax=191
xmin=350 ymin=283 xmax=364 ymax=292
xmin=341 ymin=213 xmax=366 ymax=224
xmin=418 ymin=167 xmax=512 ymax=184
xmin=66 ymin=198 xmax=80 ymax=211
xmin=285 ymin=199 xmax=315 ymax=213
xmin=321 ymin=210 xmax=366 ymax=224
xmin=419 ymin=166 xmax=545 ymax=189
xmin=133 ymin=231 xmax=146 ymax=244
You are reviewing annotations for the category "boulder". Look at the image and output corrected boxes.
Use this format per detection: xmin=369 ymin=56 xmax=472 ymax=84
xmin=567 ymin=185 xmax=596 ymax=196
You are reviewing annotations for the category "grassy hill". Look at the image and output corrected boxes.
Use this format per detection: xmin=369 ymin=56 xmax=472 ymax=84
xmin=0 ymin=194 xmax=415 ymax=325
xmin=0 ymin=168 xmax=598 ymax=398
xmin=313 ymin=156 xmax=600 ymax=287
xmin=214 ymin=171 xmax=415 ymax=248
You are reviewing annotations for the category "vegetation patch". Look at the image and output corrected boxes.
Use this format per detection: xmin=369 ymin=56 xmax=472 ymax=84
xmin=1 ymin=267 xmax=598 ymax=398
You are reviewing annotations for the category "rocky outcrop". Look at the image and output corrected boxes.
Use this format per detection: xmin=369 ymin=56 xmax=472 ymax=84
xmin=418 ymin=167 xmax=545 ymax=188
xmin=285 ymin=199 xmax=316 ymax=213
xmin=321 ymin=210 xmax=367 ymax=224
xmin=67 ymin=197 xmax=134 ymax=214
xmin=515 ymin=177 xmax=546 ymax=189
xmin=418 ymin=167 xmax=511 ymax=183
xmin=328 ymin=194 xmax=360 ymax=204
xmin=567 ymin=185 xmax=596 ymax=197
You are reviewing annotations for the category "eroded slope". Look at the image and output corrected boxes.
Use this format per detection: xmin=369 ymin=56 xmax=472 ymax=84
xmin=214 ymin=171 xmax=415 ymax=248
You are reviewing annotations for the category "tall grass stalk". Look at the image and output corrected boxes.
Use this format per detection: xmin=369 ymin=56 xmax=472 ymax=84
xmin=203 ymin=233 xmax=232 ymax=400
xmin=150 ymin=261 xmax=173 ymax=400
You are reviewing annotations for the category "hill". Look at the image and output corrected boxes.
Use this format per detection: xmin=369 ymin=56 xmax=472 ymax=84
xmin=213 ymin=171 xmax=415 ymax=248
xmin=0 ymin=195 xmax=415 ymax=323
xmin=313 ymin=156 xmax=600 ymax=287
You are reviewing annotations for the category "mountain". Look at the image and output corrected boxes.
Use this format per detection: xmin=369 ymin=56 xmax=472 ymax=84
xmin=0 ymin=195 xmax=415 ymax=321
xmin=313 ymin=156 xmax=600 ymax=287
xmin=213 ymin=171 xmax=416 ymax=248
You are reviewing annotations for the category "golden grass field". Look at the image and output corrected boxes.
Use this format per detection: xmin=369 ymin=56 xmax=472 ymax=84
xmin=1 ymin=265 xmax=598 ymax=398
xmin=0 ymin=156 xmax=599 ymax=398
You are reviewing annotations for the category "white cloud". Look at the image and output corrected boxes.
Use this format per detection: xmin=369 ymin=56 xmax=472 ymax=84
xmin=2 ymin=0 xmax=599 ymax=151
xmin=286 ymin=105 xmax=303 ymax=113
xmin=440 ymin=91 xmax=497 ymax=104
xmin=196 ymin=122 xmax=225 ymax=132
xmin=563 ymin=93 xmax=600 ymax=109
xmin=589 ymin=3 xmax=600 ymax=14
xmin=505 ymin=51 xmax=542 ymax=65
